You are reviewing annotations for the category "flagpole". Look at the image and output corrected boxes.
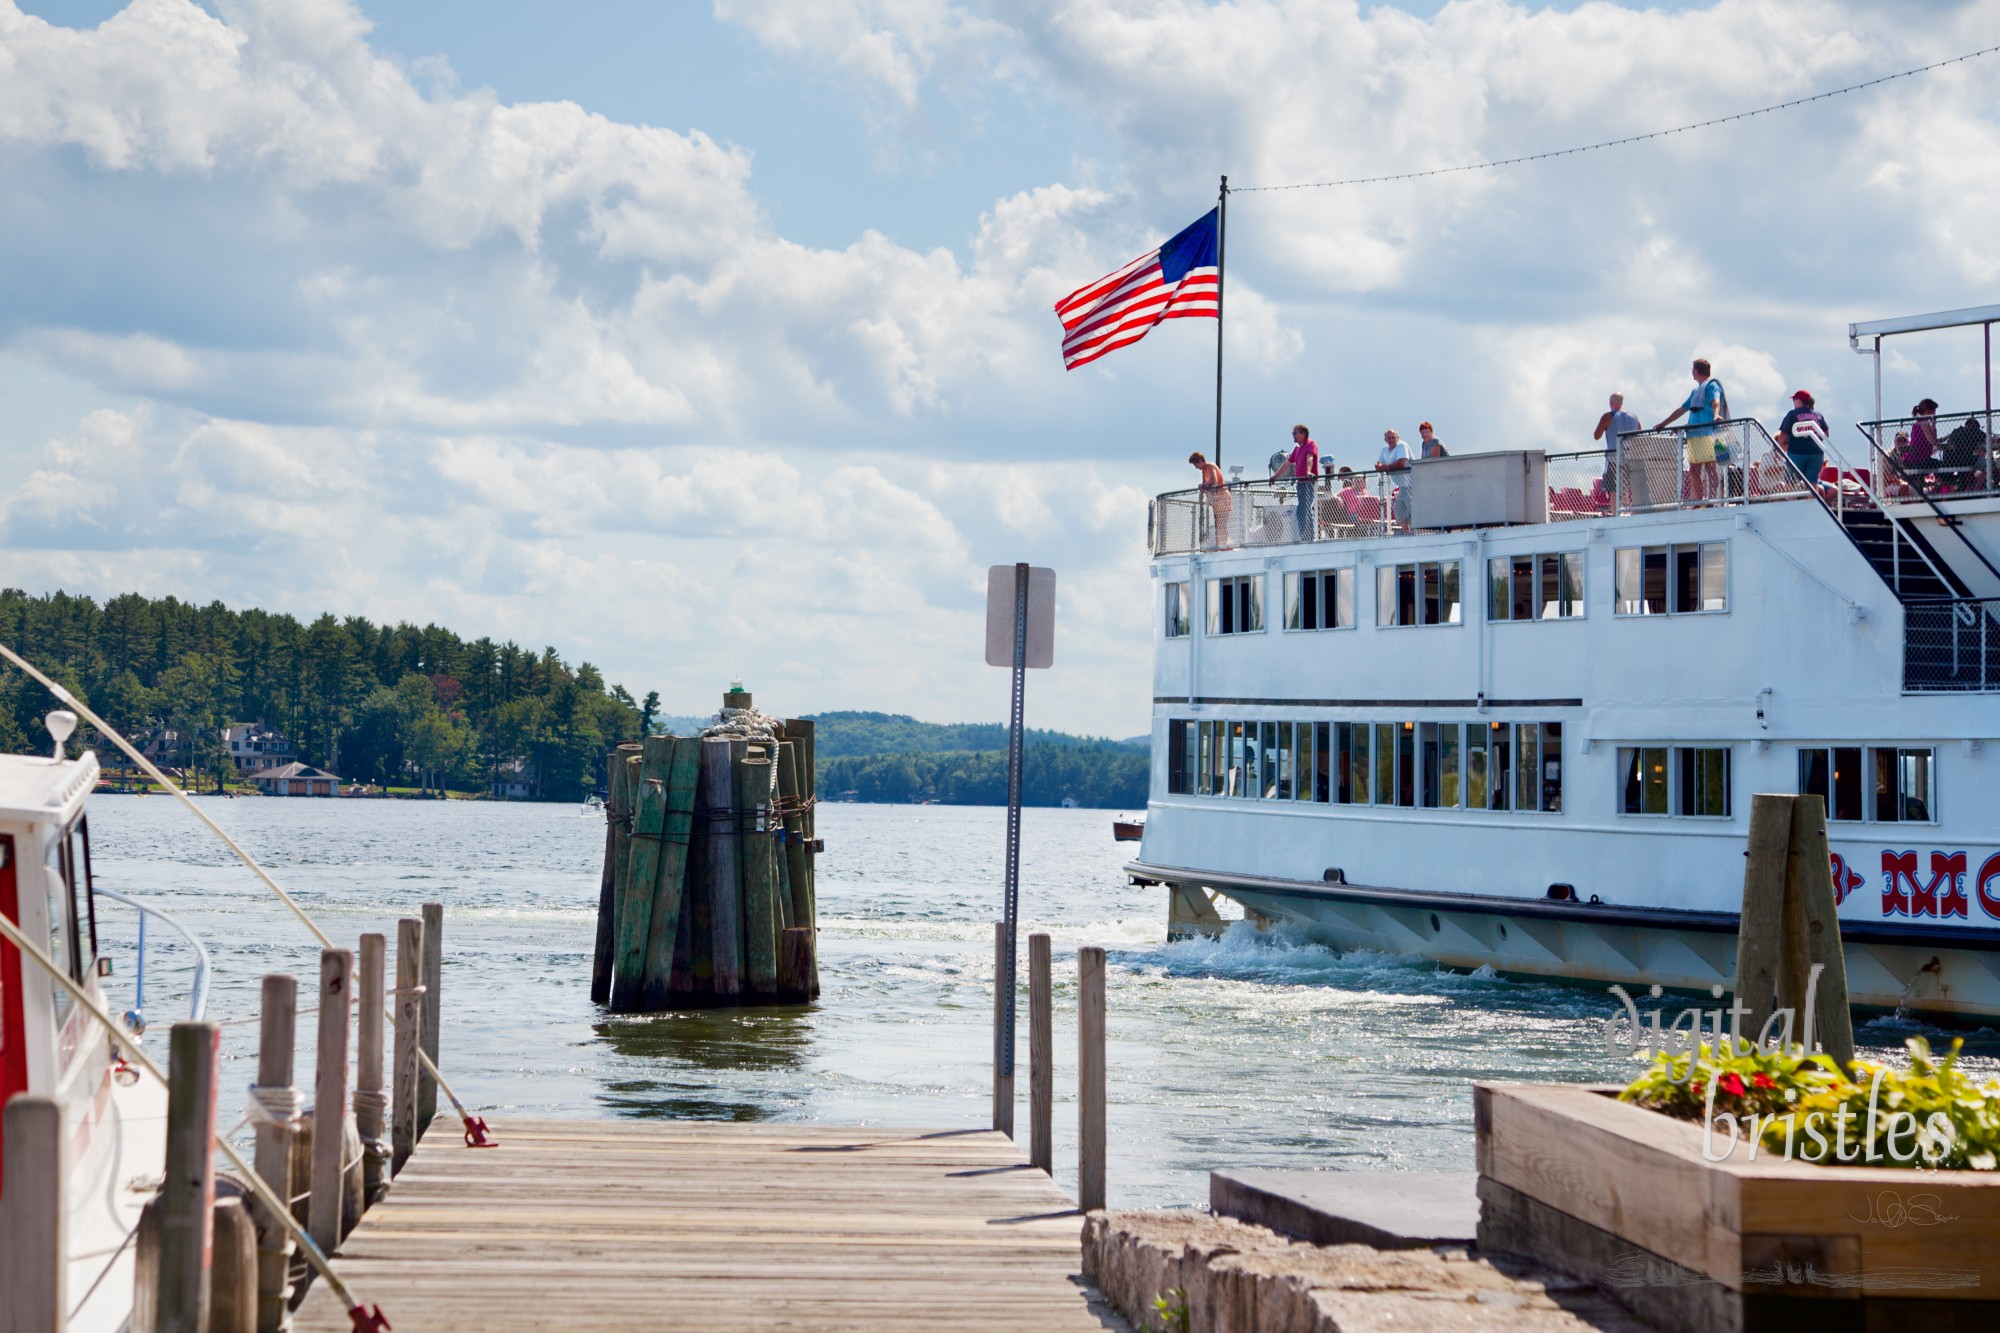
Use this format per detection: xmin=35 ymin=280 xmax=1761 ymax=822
xmin=1214 ymin=174 xmax=1227 ymax=471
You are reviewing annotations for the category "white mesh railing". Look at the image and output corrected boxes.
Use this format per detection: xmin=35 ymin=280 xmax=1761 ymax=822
xmin=1151 ymin=423 xmax=1816 ymax=556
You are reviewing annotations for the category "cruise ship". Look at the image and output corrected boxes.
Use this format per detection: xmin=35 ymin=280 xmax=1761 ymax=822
xmin=1126 ymin=306 xmax=2000 ymax=1020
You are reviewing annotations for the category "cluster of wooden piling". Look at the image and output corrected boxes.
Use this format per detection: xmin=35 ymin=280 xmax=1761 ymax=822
xmin=590 ymin=700 xmax=820 ymax=1012
xmin=67 ymin=907 xmax=450 ymax=1333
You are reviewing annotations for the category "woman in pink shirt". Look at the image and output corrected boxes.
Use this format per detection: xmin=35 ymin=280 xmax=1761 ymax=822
xmin=1276 ymin=424 xmax=1319 ymax=541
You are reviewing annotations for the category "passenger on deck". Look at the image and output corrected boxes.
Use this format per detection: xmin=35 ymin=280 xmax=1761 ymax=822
xmin=1911 ymin=399 xmax=1941 ymax=464
xmin=1593 ymin=392 xmax=1641 ymax=500
xmin=1275 ymin=424 xmax=1320 ymax=541
xmin=1653 ymin=358 xmax=1728 ymax=504
xmin=1940 ymin=415 xmax=1989 ymax=492
xmin=1189 ymin=450 xmax=1233 ymax=549
xmin=1417 ymin=422 xmax=1448 ymax=458
xmin=1775 ymin=390 xmax=1829 ymax=492
xmin=1376 ymin=429 xmax=1411 ymax=529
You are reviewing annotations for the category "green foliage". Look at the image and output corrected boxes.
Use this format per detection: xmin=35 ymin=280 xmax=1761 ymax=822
xmin=0 ymin=587 xmax=643 ymax=800
xmin=1619 ymin=1036 xmax=2000 ymax=1169
xmin=816 ymin=742 xmax=1147 ymax=809
xmin=1150 ymin=1288 xmax=1190 ymax=1333
xmin=803 ymin=710 xmax=1144 ymax=759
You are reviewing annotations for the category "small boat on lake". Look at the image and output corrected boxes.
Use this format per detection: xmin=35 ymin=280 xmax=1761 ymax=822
xmin=1112 ymin=817 xmax=1144 ymax=842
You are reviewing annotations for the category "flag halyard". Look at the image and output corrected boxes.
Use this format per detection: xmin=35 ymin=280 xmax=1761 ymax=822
xmin=1055 ymin=209 xmax=1219 ymax=370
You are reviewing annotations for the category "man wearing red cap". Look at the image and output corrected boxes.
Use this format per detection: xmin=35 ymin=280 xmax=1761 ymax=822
xmin=1776 ymin=390 xmax=1829 ymax=491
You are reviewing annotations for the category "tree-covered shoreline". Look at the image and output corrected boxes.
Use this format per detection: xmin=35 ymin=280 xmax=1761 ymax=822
xmin=0 ymin=588 xmax=647 ymax=800
xmin=0 ymin=594 xmax=1154 ymax=807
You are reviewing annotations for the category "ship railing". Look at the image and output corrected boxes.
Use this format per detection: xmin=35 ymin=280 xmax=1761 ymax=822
xmin=96 ymin=886 xmax=211 ymax=1029
xmin=1857 ymin=410 xmax=1999 ymax=503
xmin=1150 ymin=472 xmax=1404 ymax=555
xmin=1147 ymin=423 xmax=1826 ymax=557
xmin=1843 ymin=428 xmax=2000 ymax=593
xmin=1903 ymin=595 xmax=2000 ymax=692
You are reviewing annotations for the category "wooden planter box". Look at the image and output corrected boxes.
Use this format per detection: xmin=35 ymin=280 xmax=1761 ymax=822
xmin=1475 ymin=1082 xmax=2000 ymax=1333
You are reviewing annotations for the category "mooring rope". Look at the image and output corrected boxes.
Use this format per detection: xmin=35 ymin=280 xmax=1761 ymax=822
xmin=0 ymin=910 xmax=387 ymax=1331
xmin=0 ymin=640 xmax=492 ymax=1150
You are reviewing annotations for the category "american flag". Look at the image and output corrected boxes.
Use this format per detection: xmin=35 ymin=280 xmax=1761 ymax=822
xmin=1054 ymin=209 xmax=1219 ymax=370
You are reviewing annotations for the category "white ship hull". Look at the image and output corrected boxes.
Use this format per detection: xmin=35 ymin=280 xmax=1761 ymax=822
xmin=1137 ymin=429 xmax=2000 ymax=1019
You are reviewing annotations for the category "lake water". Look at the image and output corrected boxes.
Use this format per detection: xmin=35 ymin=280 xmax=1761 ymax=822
xmin=85 ymin=796 xmax=2000 ymax=1209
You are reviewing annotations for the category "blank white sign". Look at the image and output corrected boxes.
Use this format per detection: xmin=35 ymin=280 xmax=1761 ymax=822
xmin=985 ymin=565 xmax=1055 ymax=669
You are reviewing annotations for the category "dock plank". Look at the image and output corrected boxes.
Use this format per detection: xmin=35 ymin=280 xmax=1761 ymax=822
xmin=294 ymin=1120 xmax=1124 ymax=1331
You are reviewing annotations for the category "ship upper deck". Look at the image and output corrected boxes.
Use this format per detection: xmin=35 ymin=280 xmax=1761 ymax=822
xmin=1152 ymin=419 xmax=1820 ymax=557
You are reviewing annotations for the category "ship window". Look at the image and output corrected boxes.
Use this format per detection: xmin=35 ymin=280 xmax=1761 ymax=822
xmin=1466 ymin=726 xmax=1488 ymax=809
xmin=1377 ymin=561 xmax=1462 ymax=627
xmin=1677 ymin=748 xmax=1731 ymax=818
xmin=1228 ymin=722 xmax=1248 ymax=796
xmin=1312 ymin=723 xmax=1331 ymax=802
xmin=1440 ymin=724 xmax=1461 ymax=807
xmin=1490 ymin=552 xmax=1585 ymax=621
xmin=1168 ymin=720 xmax=1189 ymax=794
xmin=1284 ymin=569 xmax=1355 ymax=631
xmin=1272 ymin=724 xmax=1294 ymax=799
xmin=1615 ymin=542 xmax=1726 ymax=615
xmin=1539 ymin=723 xmax=1564 ymax=812
xmin=1420 ymin=723 xmax=1443 ymax=808
xmin=1800 ymin=746 xmax=1930 ymax=822
xmin=1486 ymin=723 xmax=1512 ymax=810
xmin=1618 ymin=747 xmax=1670 ymax=814
xmin=1205 ymin=575 xmax=1263 ymax=635
xmin=1620 ymin=745 xmax=1729 ymax=817
xmin=1337 ymin=722 xmax=1370 ymax=805
xmin=1164 ymin=582 xmax=1189 ymax=638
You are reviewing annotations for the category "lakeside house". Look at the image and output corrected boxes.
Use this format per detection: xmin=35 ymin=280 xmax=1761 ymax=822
xmin=223 ymin=721 xmax=298 ymax=773
xmin=247 ymin=761 xmax=341 ymax=797
xmin=491 ymin=757 xmax=539 ymax=800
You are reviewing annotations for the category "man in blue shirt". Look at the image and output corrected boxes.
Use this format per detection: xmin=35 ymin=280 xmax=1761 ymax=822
xmin=1654 ymin=358 xmax=1727 ymax=503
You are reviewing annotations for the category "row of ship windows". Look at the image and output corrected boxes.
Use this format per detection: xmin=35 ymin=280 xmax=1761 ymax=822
xmin=1165 ymin=541 xmax=1729 ymax=636
xmin=1164 ymin=720 xmax=1939 ymax=824
xmin=1166 ymin=719 xmax=1566 ymax=812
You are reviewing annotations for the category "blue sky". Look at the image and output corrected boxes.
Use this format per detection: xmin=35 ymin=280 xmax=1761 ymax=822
xmin=3 ymin=0 xmax=1997 ymax=733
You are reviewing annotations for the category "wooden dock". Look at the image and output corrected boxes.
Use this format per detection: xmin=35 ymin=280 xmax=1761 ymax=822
xmin=294 ymin=1119 xmax=1124 ymax=1331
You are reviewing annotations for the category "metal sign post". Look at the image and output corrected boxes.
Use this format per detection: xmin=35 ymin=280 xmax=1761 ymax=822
xmin=984 ymin=563 xmax=1054 ymax=1138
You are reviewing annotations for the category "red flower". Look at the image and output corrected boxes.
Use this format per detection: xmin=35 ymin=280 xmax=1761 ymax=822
xmin=1691 ymin=1080 xmax=1705 ymax=1097
xmin=1718 ymin=1073 xmax=1746 ymax=1097
xmin=1752 ymin=1073 xmax=1776 ymax=1090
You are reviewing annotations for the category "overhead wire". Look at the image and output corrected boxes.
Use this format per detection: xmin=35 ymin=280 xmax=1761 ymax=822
xmin=1234 ymin=42 xmax=2000 ymax=192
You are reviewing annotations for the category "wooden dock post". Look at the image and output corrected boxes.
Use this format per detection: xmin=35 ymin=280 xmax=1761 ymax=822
xmin=0 ymin=1094 xmax=65 ymax=1333
xmin=420 ymin=902 xmax=443 ymax=1137
xmin=993 ymin=922 xmax=1014 ymax=1136
xmin=251 ymin=974 xmax=297 ymax=1332
xmin=777 ymin=742 xmax=812 ymax=932
xmin=738 ymin=748 xmax=781 ymax=999
xmin=592 ymin=740 xmax=640 ymax=1000
xmin=1787 ymin=794 xmax=1855 ymax=1068
xmin=789 ymin=718 xmax=819 ymax=997
xmin=1734 ymin=794 xmax=1855 ymax=1068
xmin=591 ymin=742 xmax=640 ymax=1004
xmin=355 ymin=932 xmax=388 ymax=1206
xmin=640 ymin=738 xmax=702 ymax=1010
xmin=701 ymin=737 xmax=744 ymax=999
xmin=392 ymin=918 xmax=423 ymax=1175
xmin=160 ymin=1021 xmax=222 ymax=1333
xmin=309 ymin=949 xmax=353 ymax=1255
xmin=778 ymin=926 xmax=814 ymax=1004
xmin=210 ymin=1197 xmax=258 ymax=1333
xmin=612 ymin=736 xmax=673 ymax=1011
xmin=1078 ymin=945 xmax=1106 ymax=1213
xmin=1029 ymin=932 xmax=1053 ymax=1176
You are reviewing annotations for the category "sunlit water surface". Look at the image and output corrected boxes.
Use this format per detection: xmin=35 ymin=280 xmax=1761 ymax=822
xmin=86 ymin=797 xmax=2000 ymax=1209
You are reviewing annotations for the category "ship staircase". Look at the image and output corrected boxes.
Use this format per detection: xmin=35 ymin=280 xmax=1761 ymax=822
xmin=1819 ymin=426 xmax=2000 ymax=692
